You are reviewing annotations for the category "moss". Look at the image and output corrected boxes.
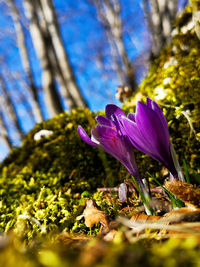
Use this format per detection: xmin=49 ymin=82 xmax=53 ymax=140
xmin=1 ymin=109 xmax=129 ymax=192
xmin=0 ymin=108 xmax=125 ymax=237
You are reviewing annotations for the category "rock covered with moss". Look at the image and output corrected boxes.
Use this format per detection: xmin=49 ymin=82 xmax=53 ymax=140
xmin=0 ymin=108 xmax=125 ymax=236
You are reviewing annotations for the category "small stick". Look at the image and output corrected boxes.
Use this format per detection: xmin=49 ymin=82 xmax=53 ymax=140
xmin=97 ymin=187 xmax=165 ymax=194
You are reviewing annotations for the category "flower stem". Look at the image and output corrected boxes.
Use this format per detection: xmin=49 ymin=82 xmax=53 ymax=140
xmin=170 ymin=142 xmax=185 ymax=182
xmin=131 ymin=176 xmax=154 ymax=215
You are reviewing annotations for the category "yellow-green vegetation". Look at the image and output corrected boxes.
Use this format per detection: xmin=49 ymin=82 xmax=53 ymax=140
xmin=0 ymin=109 xmax=124 ymax=237
xmin=1 ymin=234 xmax=200 ymax=267
xmin=0 ymin=5 xmax=200 ymax=266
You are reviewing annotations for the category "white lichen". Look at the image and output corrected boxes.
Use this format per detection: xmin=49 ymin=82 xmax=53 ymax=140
xmin=154 ymin=86 xmax=167 ymax=100
xmin=164 ymin=57 xmax=178 ymax=69
xmin=34 ymin=130 xmax=53 ymax=141
xmin=163 ymin=77 xmax=172 ymax=85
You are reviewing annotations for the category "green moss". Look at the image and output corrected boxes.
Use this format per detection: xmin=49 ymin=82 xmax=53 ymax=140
xmin=1 ymin=109 xmax=128 ymax=192
xmin=0 ymin=108 xmax=125 ymax=237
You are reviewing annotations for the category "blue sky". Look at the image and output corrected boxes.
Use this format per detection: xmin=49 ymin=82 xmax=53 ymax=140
xmin=0 ymin=0 xmax=150 ymax=160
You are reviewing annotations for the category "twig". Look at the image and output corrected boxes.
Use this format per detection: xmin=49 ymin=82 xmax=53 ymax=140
xmin=97 ymin=186 xmax=165 ymax=194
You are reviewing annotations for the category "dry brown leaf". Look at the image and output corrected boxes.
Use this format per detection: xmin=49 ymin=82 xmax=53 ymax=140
xmin=165 ymin=180 xmax=200 ymax=208
xmin=78 ymin=200 xmax=110 ymax=230
xmin=103 ymin=229 xmax=118 ymax=242
xmin=56 ymin=232 xmax=89 ymax=247
xmin=130 ymin=213 xmax=161 ymax=222
xmin=129 ymin=207 xmax=200 ymax=227
xmin=163 ymin=207 xmax=200 ymax=223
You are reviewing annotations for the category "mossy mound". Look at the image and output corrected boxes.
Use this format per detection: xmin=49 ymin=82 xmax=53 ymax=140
xmin=1 ymin=109 xmax=130 ymax=192
xmin=0 ymin=108 xmax=126 ymax=235
xmin=123 ymin=6 xmax=200 ymax=182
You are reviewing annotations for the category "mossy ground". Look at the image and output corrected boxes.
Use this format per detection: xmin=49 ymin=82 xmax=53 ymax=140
xmin=0 ymin=6 xmax=200 ymax=267
xmin=0 ymin=109 xmax=127 ymax=238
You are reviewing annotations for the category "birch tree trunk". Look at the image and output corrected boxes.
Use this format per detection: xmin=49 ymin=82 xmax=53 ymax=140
xmin=142 ymin=0 xmax=178 ymax=58
xmin=3 ymin=68 xmax=37 ymax=125
xmin=39 ymin=0 xmax=88 ymax=108
xmin=23 ymin=0 xmax=64 ymax=117
xmin=93 ymin=0 xmax=137 ymax=92
xmin=0 ymin=75 xmax=24 ymax=140
xmin=0 ymin=112 xmax=12 ymax=149
xmin=7 ymin=0 xmax=44 ymax=123
xmin=36 ymin=0 xmax=76 ymax=109
xmin=190 ymin=0 xmax=200 ymax=40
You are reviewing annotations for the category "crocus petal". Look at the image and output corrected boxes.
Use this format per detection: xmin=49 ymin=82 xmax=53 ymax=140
xmin=127 ymin=112 xmax=136 ymax=122
xmin=146 ymin=99 xmax=176 ymax=171
xmin=111 ymin=113 xmax=127 ymax=136
xmin=151 ymin=100 xmax=170 ymax=140
xmin=121 ymin=116 xmax=160 ymax=160
xmin=124 ymin=144 xmax=141 ymax=180
xmin=105 ymin=104 xmax=126 ymax=120
xmin=92 ymin=125 xmax=126 ymax=159
xmin=92 ymin=125 xmax=117 ymax=140
xmin=91 ymin=125 xmax=121 ymax=158
xmin=146 ymin=97 xmax=153 ymax=108
xmin=147 ymin=97 xmax=170 ymax=143
xmin=96 ymin=115 xmax=114 ymax=127
xmin=78 ymin=126 xmax=98 ymax=147
xmin=136 ymin=102 xmax=171 ymax=157
xmin=133 ymin=101 xmax=177 ymax=175
xmin=92 ymin=125 xmax=140 ymax=180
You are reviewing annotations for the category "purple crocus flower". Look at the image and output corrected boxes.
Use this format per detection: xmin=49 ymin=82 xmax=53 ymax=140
xmin=121 ymin=97 xmax=184 ymax=181
xmin=78 ymin=104 xmax=145 ymax=190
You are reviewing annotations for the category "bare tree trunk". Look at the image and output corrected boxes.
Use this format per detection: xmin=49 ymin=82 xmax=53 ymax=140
xmin=0 ymin=75 xmax=24 ymax=140
xmin=190 ymin=0 xmax=200 ymax=40
xmin=7 ymin=0 xmax=44 ymax=123
xmin=48 ymin=45 xmax=76 ymax=109
xmin=0 ymin=111 xmax=12 ymax=149
xmin=93 ymin=0 xmax=137 ymax=92
xmin=35 ymin=0 xmax=76 ymax=109
xmin=39 ymin=0 xmax=88 ymax=108
xmin=3 ymin=67 xmax=37 ymax=125
xmin=142 ymin=0 xmax=178 ymax=58
xmin=23 ymin=0 xmax=64 ymax=117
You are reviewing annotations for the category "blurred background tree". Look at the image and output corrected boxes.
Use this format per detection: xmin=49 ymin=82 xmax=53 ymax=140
xmin=0 ymin=0 xmax=187 ymax=159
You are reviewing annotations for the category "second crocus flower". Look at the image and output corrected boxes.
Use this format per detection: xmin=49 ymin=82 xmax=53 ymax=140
xmin=121 ymin=97 xmax=184 ymax=181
